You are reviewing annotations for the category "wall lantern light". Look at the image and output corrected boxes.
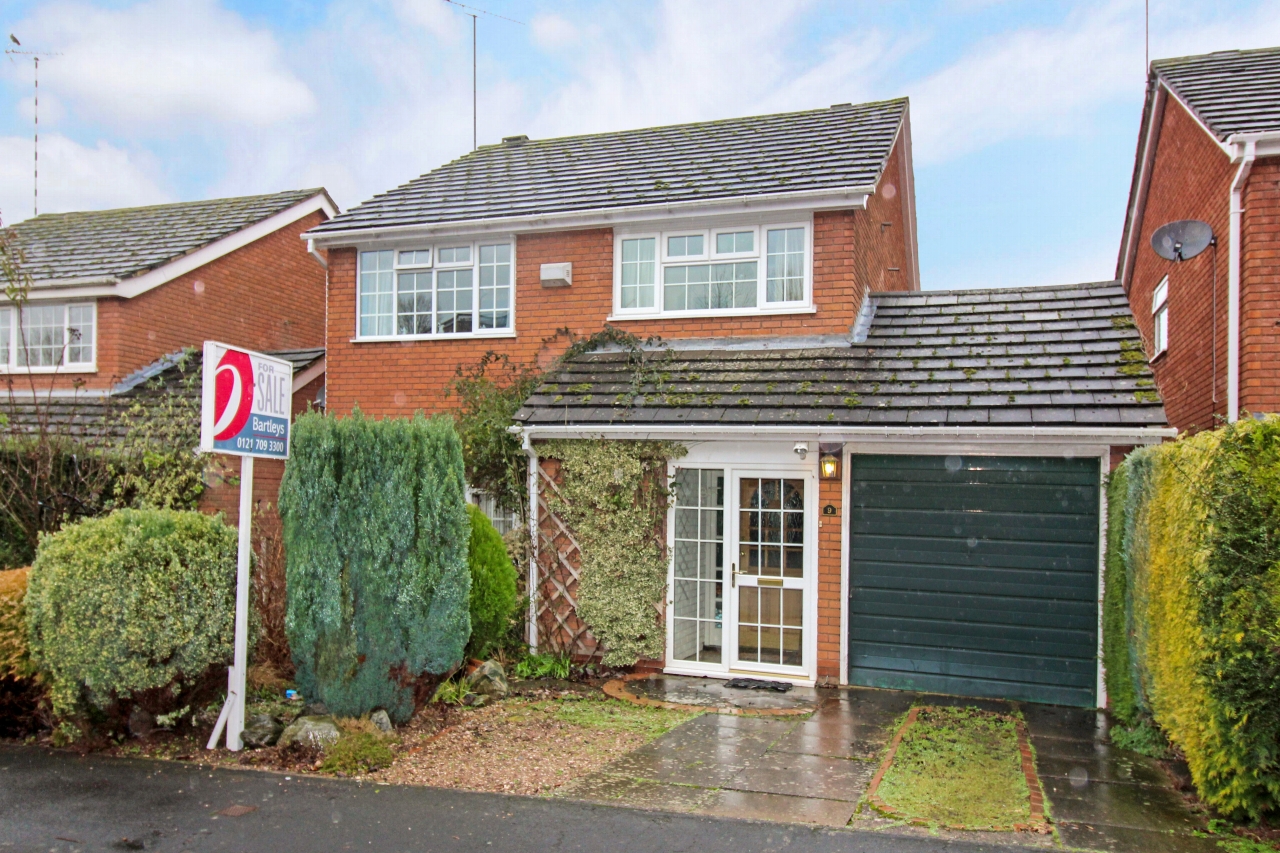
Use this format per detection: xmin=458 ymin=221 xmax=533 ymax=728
xmin=818 ymin=442 xmax=843 ymax=480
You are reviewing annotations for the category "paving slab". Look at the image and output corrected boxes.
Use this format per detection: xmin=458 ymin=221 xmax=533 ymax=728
xmin=1021 ymin=704 xmax=1110 ymax=744
xmin=723 ymin=751 xmax=876 ymax=802
xmin=767 ymin=726 xmax=886 ymax=761
xmin=1036 ymin=752 xmax=1170 ymax=788
xmin=1055 ymin=822 xmax=1225 ymax=853
xmin=699 ymin=788 xmax=857 ymax=827
xmin=1041 ymin=776 xmax=1204 ymax=834
xmin=555 ymin=771 xmax=716 ymax=813
xmin=605 ymin=741 xmax=755 ymax=787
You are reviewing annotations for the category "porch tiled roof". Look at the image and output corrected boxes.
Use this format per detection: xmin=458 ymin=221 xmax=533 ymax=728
xmin=1155 ymin=46 xmax=1280 ymax=140
xmin=514 ymin=281 xmax=1167 ymax=429
xmin=309 ymin=99 xmax=907 ymax=234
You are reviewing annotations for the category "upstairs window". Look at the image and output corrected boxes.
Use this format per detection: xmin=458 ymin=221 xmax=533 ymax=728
xmin=615 ymin=222 xmax=810 ymax=317
xmin=0 ymin=302 xmax=96 ymax=370
xmin=358 ymin=241 xmax=513 ymax=339
xmin=1152 ymin=276 xmax=1169 ymax=356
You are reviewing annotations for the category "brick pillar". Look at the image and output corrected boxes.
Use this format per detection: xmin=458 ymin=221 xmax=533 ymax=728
xmin=815 ymin=475 xmax=844 ymax=684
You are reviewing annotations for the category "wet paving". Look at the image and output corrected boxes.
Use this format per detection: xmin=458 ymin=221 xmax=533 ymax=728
xmin=559 ymin=677 xmax=1217 ymax=852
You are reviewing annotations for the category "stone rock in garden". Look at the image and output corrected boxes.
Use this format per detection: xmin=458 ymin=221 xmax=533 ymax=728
xmin=278 ymin=715 xmax=341 ymax=750
xmin=466 ymin=660 xmax=509 ymax=699
xmin=303 ymin=701 xmax=330 ymax=717
xmin=461 ymin=692 xmax=489 ymax=707
xmin=370 ymin=710 xmax=393 ymax=733
xmin=241 ymin=714 xmax=284 ymax=748
xmin=127 ymin=707 xmax=154 ymax=739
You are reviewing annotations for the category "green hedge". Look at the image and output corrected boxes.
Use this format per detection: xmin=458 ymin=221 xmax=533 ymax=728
xmin=24 ymin=509 xmax=238 ymax=717
xmin=279 ymin=411 xmax=471 ymax=724
xmin=465 ymin=505 xmax=518 ymax=660
xmin=1105 ymin=417 xmax=1280 ymax=819
xmin=0 ymin=567 xmax=33 ymax=681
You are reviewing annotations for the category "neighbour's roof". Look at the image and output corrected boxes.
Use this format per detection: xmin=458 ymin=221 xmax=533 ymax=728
xmin=5 ymin=189 xmax=328 ymax=284
xmin=515 ymin=281 xmax=1167 ymax=429
xmin=1154 ymin=46 xmax=1280 ymax=140
xmin=310 ymin=99 xmax=908 ymax=235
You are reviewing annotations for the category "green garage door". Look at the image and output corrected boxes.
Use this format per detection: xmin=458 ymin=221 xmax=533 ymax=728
xmin=848 ymin=455 xmax=1100 ymax=707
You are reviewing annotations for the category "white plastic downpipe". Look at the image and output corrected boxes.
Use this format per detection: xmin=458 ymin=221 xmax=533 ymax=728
xmin=1228 ymin=139 xmax=1256 ymax=423
xmin=522 ymin=429 xmax=540 ymax=652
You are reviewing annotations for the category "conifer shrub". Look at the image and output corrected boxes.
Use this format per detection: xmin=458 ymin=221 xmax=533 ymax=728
xmin=1106 ymin=418 xmax=1280 ymax=819
xmin=24 ymin=509 xmax=237 ymax=717
xmin=279 ymin=411 xmax=471 ymax=725
xmin=0 ymin=567 xmax=33 ymax=681
xmin=465 ymin=505 xmax=518 ymax=659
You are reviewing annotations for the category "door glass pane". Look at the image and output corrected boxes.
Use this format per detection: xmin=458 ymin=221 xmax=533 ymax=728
xmin=671 ymin=468 xmax=724 ymax=664
xmin=735 ymin=477 xmax=805 ymax=667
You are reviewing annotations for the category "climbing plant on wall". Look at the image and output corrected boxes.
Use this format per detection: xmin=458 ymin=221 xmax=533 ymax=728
xmin=540 ymin=439 xmax=685 ymax=666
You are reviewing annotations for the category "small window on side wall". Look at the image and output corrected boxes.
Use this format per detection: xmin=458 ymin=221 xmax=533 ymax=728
xmin=1152 ymin=277 xmax=1169 ymax=356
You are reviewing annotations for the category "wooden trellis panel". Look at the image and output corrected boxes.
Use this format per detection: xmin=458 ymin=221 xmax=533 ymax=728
xmin=534 ymin=461 xmax=601 ymax=658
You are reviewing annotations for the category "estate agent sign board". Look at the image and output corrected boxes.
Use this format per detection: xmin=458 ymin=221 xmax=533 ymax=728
xmin=200 ymin=342 xmax=293 ymax=751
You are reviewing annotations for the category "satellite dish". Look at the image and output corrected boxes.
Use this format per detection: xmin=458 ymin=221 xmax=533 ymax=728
xmin=1151 ymin=219 xmax=1214 ymax=261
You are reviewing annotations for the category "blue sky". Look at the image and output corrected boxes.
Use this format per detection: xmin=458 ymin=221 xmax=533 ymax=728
xmin=2 ymin=0 xmax=1278 ymax=290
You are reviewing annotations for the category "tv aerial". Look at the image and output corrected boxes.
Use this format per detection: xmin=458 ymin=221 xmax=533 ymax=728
xmin=1151 ymin=219 xmax=1215 ymax=262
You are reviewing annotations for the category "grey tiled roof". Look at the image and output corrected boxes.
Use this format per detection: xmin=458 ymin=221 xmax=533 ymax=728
xmin=5 ymin=189 xmax=326 ymax=284
xmin=1155 ymin=46 xmax=1280 ymax=140
xmin=515 ymin=282 xmax=1167 ymax=429
xmin=310 ymin=99 xmax=907 ymax=235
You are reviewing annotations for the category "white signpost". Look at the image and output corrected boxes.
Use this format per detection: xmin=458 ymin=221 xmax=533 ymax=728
xmin=200 ymin=341 xmax=293 ymax=751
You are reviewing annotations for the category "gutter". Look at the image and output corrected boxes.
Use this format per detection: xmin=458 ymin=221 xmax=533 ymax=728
xmin=304 ymin=183 xmax=878 ymax=246
xmin=521 ymin=429 xmax=540 ymax=653
xmin=509 ymin=423 xmax=1175 ymax=443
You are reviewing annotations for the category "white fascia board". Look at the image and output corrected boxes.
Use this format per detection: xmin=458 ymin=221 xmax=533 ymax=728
xmin=1226 ymin=131 xmax=1280 ymax=160
xmin=291 ymin=355 xmax=325 ymax=394
xmin=1119 ymin=85 xmax=1168 ymax=291
xmin=512 ymin=423 xmax=1176 ymax=445
xmin=108 ymin=193 xmax=338 ymax=300
xmin=304 ymin=185 xmax=876 ymax=247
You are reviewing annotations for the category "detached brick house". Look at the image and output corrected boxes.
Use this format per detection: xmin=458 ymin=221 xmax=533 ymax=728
xmin=2 ymin=189 xmax=335 ymax=525
xmin=1118 ymin=46 xmax=1280 ymax=432
xmin=308 ymin=100 xmax=1171 ymax=707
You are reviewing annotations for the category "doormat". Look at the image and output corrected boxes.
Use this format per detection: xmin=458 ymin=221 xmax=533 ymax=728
xmin=724 ymin=678 xmax=793 ymax=693
xmin=601 ymin=673 xmax=814 ymax=716
xmin=862 ymin=706 xmax=1048 ymax=833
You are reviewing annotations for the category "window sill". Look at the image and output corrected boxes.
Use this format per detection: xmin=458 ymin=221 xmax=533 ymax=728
xmin=0 ymin=365 xmax=97 ymax=375
xmin=350 ymin=330 xmax=517 ymax=343
xmin=607 ymin=305 xmax=817 ymax=322
xmin=1149 ymin=347 xmax=1167 ymax=364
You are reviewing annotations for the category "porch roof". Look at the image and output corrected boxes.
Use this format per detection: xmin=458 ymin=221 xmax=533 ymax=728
xmin=513 ymin=281 xmax=1168 ymax=429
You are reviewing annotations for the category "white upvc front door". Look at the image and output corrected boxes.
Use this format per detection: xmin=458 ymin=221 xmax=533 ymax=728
xmin=666 ymin=455 xmax=817 ymax=683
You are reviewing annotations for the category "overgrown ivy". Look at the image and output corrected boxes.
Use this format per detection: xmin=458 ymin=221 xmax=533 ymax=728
xmin=540 ymin=439 xmax=685 ymax=666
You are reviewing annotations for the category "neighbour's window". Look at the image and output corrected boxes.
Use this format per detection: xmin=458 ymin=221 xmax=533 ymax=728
xmin=0 ymin=302 xmax=95 ymax=370
xmin=358 ymin=242 xmax=513 ymax=339
xmin=615 ymin=223 xmax=809 ymax=316
xmin=472 ymin=491 xmax=519 ymax=536
xmin=1152 ymin=276 xmax=1169 ymax=356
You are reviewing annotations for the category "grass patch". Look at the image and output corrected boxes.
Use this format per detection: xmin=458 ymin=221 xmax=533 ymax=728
xmin=1110 ymin=718 xmax=1171 ymax=759
xmin=530 ymin=695 xmax=698 ymax=739
xmin=319 ymin=731 xmax=395 ymax=775
xmin=875 ymin=706 xmax=1030 ymax=829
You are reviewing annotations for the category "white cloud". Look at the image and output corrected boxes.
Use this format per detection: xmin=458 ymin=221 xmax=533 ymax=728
xmin=0 ymin=133 xmax=169 ymax=223
xmin=391 ymin=0 xmax=465 ymax=41
xmin=530 ymin=13 xmax=579 ymax=51
xmin=8 ymin=0 xmax=315 ymax=128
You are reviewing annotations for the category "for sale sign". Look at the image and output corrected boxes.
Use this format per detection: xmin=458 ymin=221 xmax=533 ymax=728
xmin=200 ymin=342 xmax=292 ymax=459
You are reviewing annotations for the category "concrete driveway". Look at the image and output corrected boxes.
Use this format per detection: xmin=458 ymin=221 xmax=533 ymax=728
xmin=2 ymin=744 xmax=1022 ymax=853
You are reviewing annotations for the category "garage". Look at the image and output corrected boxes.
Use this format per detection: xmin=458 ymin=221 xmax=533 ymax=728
xmin=847 ymin=454 xmax=1101 ymax=707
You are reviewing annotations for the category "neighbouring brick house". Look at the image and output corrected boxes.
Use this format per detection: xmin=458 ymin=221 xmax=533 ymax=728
xmin=307 ymin=99 xmax=1172 ymax=707
xmin=2 ymin=189 xmax=335 ymax=526
xmin=1117 ymin=46 xmax=1280 ymax=433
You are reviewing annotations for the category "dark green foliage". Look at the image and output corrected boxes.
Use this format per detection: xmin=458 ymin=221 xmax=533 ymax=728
xmin=1110 ymin=719 xmax=1170 ymax=758
xmin=279 ymin=410 xmax=471 ymax=724
xmin=513 ymin=652 xmax=571 ymax=680
xmin=23 ymin=509 xmax=237 ymax=717
xmin=465 ymin=505 xmax=518 ymax=659
xmin=1103 ymin=464 xmax=1140 ymax=725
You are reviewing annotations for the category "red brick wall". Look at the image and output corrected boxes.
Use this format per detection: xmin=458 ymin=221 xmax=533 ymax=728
xmin=1242 ymin=158 xmax=1280 ymax=417
xmin=815 ymin=475 xmax=843 ymax=684
xmin=325 ymin=138 xmax=914 ymax=418
xmin=33 ymin=210 xmax=327 ymax=392
xmin=1128 ymin=98 xmax=1280 ymax=431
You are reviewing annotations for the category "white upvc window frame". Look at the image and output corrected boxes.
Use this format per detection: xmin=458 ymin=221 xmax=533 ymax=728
xmin=354 ymin=238 xmax=517 ymax=342
xmin=612 ymin=217 xmax=814 ymax=320
xmin=0 ymin=300 xmax=97 ymax=373
xmin=1152 ymin=276 xmax=1169 ymax=356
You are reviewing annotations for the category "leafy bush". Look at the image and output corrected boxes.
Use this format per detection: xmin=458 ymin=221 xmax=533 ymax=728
xmin=318 ymin=730 xmax=395 ymax=775
xmin=279 ymin=410 xmax=471 ymax=725
xmin=0 ymin=567 xmax=33 ymax=680
xmin=540 ymin=440 xmax=685 ymax=665
xmin=1106 ymin=417 xmax=1280 ymax=819
xmin=1103 ymin=463 xmax=1140 ymax=726
xmin=24 ymin=509 xmax=238 ymax=717
xmin=513 ymin=652 xmax=571 ymax=680
xmin=465 ymin=505 xmax=518 ymax=659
